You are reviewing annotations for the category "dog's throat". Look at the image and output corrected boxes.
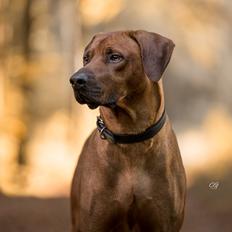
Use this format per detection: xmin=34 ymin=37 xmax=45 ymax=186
xmin=96 ymin=110 xmax=166 ymax=144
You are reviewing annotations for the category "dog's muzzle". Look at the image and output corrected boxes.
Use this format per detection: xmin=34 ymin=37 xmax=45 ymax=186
xmin=69 ymin=71 xmax=117 ymax=109
xmin=69 ymin=72 xmax=100 ymax=108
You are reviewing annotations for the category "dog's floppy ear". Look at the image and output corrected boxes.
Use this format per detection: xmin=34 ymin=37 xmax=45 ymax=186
xmin=129 ymin=30 xmax=175 ymax=82
xmin=84 ymin=34 xmax=97 ymax=53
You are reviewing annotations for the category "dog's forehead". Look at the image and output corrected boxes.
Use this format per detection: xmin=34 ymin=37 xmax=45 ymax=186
xmin=85 ymin=31 xmax=138 ymax=53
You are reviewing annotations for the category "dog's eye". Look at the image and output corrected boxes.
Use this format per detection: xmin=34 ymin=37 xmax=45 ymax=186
xmin=108 ymin=53 xmax=123 ymax=63
xmin=83 ymin=55 xmax=90 ymax=65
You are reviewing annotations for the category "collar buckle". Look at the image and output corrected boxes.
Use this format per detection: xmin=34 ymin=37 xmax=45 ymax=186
xmin=97 ymin=116 xmax=116 ymax=143
xmin=97 ymin=116 xmax=106 ymax=139
xmin=99 ymin=126 xmax=107 ymax=139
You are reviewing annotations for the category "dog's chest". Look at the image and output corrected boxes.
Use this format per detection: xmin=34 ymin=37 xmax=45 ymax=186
xmin=103 ymin=145 xmax=160 ymax=204
xmin=113 ymin=167 xmax=153 ymax=205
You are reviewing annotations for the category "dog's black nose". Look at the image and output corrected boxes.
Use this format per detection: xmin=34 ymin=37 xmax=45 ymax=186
xmin=70 ymin=73 xmax=88 ymax=88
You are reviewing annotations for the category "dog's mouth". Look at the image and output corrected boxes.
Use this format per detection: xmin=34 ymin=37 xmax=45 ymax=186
xmin=73 ymin=89 xmax=117 ymax=109
xmin=74 ymin=91 xmax=98 ymax=109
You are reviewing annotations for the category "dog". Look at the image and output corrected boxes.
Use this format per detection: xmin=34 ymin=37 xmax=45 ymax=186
xmin=69 ymin=30 xmax=186 ymax=232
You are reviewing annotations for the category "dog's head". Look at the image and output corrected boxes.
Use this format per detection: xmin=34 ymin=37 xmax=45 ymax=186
xmin=70 ymin=30 xmax=174 ymax=109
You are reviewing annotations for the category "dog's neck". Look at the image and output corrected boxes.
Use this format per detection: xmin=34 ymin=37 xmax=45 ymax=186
xmin=99 ymin=81 xmax=165 ymax=134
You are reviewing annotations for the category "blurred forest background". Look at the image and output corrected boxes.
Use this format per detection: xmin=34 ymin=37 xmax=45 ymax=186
xmin=0 ymin=0 xmax=232 ymax=231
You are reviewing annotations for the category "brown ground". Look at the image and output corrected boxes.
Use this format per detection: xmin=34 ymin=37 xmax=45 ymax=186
xmin=0 ymin=169 xmax=232 ymax=232
xmin=0 ymin=195 xmax=70 ymax=232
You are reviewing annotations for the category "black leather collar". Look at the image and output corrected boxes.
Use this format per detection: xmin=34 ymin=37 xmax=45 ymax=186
xmin=96 ymin=110 xmax=166 ymax=144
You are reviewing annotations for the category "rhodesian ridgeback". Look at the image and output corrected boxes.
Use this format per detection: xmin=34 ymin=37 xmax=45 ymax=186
xmin=70 ymin=30 xmax=186 ymax=232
